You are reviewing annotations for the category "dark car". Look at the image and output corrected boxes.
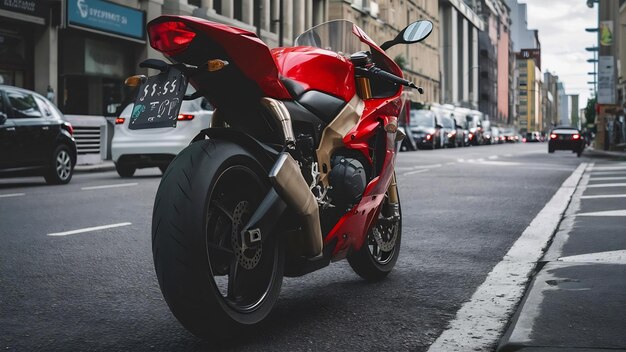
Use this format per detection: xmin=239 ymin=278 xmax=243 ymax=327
xmin=0 ymin=85 xmax=77 ymax=184
xmin=548 ymin=127 xmax=584 ymax=157
xmin=409 ymin=110 xmax=441 ymax=149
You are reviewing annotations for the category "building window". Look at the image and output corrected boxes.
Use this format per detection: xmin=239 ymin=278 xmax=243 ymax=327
xmin=214 ymin=0 xmax=222 ymax=14
xmin=234 ymin=1 xmax=242 ymax=21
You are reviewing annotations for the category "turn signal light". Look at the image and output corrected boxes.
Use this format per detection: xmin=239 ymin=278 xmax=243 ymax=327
xmin=550 ymin=134 xmax=557 ymax=139
xmin=125 ymin=75 xmax=146 ymax=87
xmin=148 ymin=21 xmax=196 ymax=56
xmin=207 ymin=59 xmax=229 ymax=72
xmin=573 ymin=134 xmax=580 ymax=140
xmin=177 ymin=114 xmax=194 ymax=121
xmin=115 ymin=117 xmax=126 ymax=125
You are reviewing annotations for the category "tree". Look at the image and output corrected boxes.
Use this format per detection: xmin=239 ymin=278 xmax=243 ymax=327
xmin=584 ymin=97 xmax=597 ymax=128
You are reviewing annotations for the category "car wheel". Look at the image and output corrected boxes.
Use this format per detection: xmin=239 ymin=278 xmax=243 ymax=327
xmin=115 ymin=162 xmax=136 ymax=178
xmin=548 ymin=146 xmax=555 ymax=153
xmin=44 ymin=145 xmax=74 ymax=185
xmin=577 ymin=150 xmax=582 ymax=157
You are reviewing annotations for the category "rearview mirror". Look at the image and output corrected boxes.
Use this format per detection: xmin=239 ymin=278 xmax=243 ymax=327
xmin=435 ymin=123 xmax=443 ymax=129
xmin=380 ymin=20 xmax=433 ymax=50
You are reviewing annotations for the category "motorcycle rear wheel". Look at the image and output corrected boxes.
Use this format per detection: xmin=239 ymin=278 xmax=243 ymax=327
xmin=152 ymin=139 xmax=284 ymax=339
xmin=348 ymin=192 xmax=402 ymax=281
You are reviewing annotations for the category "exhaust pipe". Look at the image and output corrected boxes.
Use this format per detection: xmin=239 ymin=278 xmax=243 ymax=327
xmin=269 ymin=152 xmax=323 ymax=258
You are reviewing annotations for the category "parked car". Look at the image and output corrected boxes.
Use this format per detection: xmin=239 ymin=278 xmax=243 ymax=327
xmin=548 ymin=127 xmax=585 ymax=157
xmin=408 ymin=109 xmax=441 ymax=149
xmin=524 ymin=131 xmax=542 ymax=142
xmin=438 ymin=114 xmax=457 ymax=148
xmin=500 ymin=128 xmax=519 ymax=143
xmin=465 ymin=111 xmax=484 ymax=145
xmin=111 ymin=89 xmax=213 ymax=177
xmin=0 ymin=85 xmax=77 ymax=184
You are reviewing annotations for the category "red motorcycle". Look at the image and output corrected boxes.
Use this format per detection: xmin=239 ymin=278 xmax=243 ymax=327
xmin=127 ymin=16 xmax=432 ymax=338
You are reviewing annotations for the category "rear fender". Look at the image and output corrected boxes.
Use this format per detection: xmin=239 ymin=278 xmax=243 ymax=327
xmin=191 ymin=128 xmax=279 ymax=170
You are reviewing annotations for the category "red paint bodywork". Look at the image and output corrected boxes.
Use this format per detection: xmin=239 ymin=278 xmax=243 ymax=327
xmin=272 ymin=47 xmax=356 ymax=102
xmin=148 ymin=16 xmax=291 ymax=100
xmin=148 ymin=16 xmax=406 ymax=260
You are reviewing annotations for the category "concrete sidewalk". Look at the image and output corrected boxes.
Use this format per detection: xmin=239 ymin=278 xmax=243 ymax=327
xmin=74 ymin=160 xmax=115 ymax=173
xmin=498 ymin=161 xmax=626 ymax=351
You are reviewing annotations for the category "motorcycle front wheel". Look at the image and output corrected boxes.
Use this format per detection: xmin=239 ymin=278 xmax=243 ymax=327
xmin=348 ymin=190 xmax=402 ymax=281
xmin=152 ymin=139 xmax=284 ymax=339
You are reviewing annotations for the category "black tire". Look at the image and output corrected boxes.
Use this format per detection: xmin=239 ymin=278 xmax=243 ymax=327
xmin=44 ymin=144 xmax=74 ymax=185
xmin=152 ymin=139 xmax=284 ymax=339
xmin=577 ymin=150 xmax=582 ymax=157
xmin=348 ymin=191 xmax=402 ymax=281
xmin=115 ymin=161 xmax=136 ymax=178
xmin=548 ymin=147 xmax=554 ymax=153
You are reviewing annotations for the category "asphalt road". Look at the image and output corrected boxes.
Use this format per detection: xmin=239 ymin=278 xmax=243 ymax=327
xmin=0 ymin=143 xmax=587 ymax=351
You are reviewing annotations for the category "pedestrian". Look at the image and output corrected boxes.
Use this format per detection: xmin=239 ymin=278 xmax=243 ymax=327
xmin=46 ymin=85 xmax=55 ymax=104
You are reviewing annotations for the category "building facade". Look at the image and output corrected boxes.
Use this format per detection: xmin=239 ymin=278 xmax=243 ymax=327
xmin=557 ymin=82 xmax=569 ymax=127
xmin=471 ymin=0 xmax=510 ymax=124
xmin=543 ymin=71 xmax=559 ymax=129
xmin=515 ymin=52 xmax=542 ymax=132
xmin=439 ymin=0 xmax=483 ymax=109
xmin=325 ymin=0 xmax=440 ymax=104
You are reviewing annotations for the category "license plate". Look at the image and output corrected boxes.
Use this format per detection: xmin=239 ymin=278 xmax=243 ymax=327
xmin=129 ymin=67 xmax=188 ymax=130
xmin=559 ymin=136 xmax=564 ymax=140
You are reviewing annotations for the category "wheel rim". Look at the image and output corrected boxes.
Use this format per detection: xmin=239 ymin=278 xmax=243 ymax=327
xmin=56 ymin=150 xmax=71 ymax=180
xmin=204 ymin=165 xmax=278 ymax=313
xmin=367 ymin=201 xmax=400 ymax=265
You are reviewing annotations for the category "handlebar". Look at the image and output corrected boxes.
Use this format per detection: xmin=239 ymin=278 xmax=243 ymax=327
xmin=355 ymin=66 xmax=424 ymax=94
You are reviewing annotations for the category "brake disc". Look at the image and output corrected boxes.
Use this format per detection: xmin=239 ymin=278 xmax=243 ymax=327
xmin=231 ymin=201 xmax=262 ymax=270
xmin=372 ymin=218 xmax=398 ymax=252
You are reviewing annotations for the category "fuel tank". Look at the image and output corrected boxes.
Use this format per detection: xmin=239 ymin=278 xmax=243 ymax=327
xmin=272 ymin=47 xmax=356 ymax=103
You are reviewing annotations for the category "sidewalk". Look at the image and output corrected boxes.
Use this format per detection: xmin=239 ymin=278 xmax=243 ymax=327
xmin=74 ymin=160 xmax=115 ymax=173
xmin=498 ymin=161 xmax=626 ymax=351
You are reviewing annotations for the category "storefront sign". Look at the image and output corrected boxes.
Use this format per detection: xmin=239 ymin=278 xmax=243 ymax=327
xmin=68 ymin=0 xmax=145 ymax=41
xmin=0 ymin=0 xmax=48 ymax=24
xmin=598 ymin=56 xmax=616 ymax=105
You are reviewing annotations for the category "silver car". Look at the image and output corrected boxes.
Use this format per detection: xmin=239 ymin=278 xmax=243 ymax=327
xmin=111 ymin=95 xmax=213 ymax=177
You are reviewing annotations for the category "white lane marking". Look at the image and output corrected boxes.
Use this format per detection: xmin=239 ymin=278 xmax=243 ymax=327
xmin=475 ymin=160 xmax=521 ymax=166
xmin=402 ymin=169 xmax=429 ymax=176
xmin=558 ymin=250 xmax=626 ymax=265
xmin=477 ymin=158 xmax=485 ymax=162
xmin=591 ymin=166 xmax=626 ymax=171
xmin=586 ymin=183 xmax=626 ymax=188
xmin=503 ymin=153 xmax=513 ymax=157
xmin=427 ymin=163 xmax=587 ymax=352
xmin=588 ymin=176 xmax=626 ymax=181
xmin=457 ymin=159 xmax=465 ymax=163
xmin=81 ymin=183 xmax=138 ymax=191
xmin=488 ymin=155 xmax=499 ymax=160
xmin=47 ymin=222 xmax=132 ymax=237
xmin=446 ymin=162 xmax=456 ymax=165
xmin=581 ymin=194 xmax=626 ymax=199
xmin=577 ymin=210 xmax=626 ymax=217
xmin=0 ymin=193 xmax=25 ymax=198
xmin=589 ymin=171 xmax=626 ymax=175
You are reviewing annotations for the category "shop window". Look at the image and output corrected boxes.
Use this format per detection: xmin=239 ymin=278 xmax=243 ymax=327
xmin=234 ymin=1 xmax=242 ymax=21
xmin=214 ymin=0 xmax=222 ymax=14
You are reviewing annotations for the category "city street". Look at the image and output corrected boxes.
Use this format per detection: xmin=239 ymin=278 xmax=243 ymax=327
xmin=1 ymin=143 xmax=589 ymax=351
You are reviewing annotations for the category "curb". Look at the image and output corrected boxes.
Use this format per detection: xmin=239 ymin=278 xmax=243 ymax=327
xmin=74 ymin=162 xmax=116 ymax=173
xmin=586 ymin=147 xmax=626 ymax=159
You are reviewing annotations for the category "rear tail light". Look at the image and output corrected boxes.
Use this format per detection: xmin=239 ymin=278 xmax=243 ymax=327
xmin=469 ymin=133 xmax=474 ymax=139
xmin=115 ymin=117 xmax=126 ymax=125
xmin=522 ymin=138 xmax=527 ymax=142
xmin=550 ymin=133 xmax=557 ymax=139
xmin=573 ymin=134 xmax=580 ymax=140
xmin=148 ymin=21 xmax=196 ymax=56
xmin=63 ymin=122 xmax=73 ymax=135
xmin=177 ymin=114 xmax=194 ymax=121
xmin=426 ymin=134 xmax=432 ymax=140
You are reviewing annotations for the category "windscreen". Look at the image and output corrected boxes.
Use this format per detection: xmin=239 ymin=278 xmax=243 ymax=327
xmin=294 ymin=20 xmax=370 ymax=56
